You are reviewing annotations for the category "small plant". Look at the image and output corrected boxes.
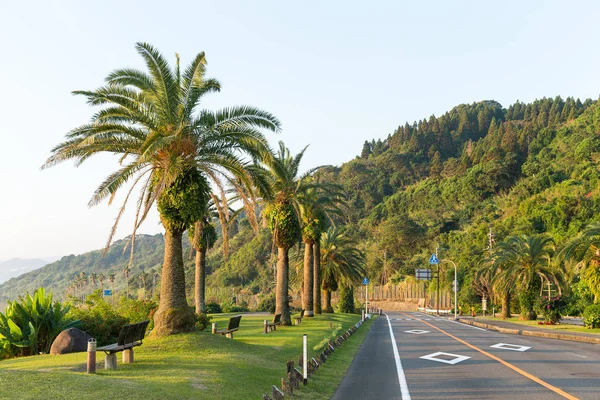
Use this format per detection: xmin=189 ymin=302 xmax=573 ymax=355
xmin=194 ymin=313 xmax=212 ymax=331
xmin=540 ymin=296 xmax=563 ymax=324
xmin=583 ymin=304 xmax=600 ymax=329
xmin=222 ymin=301 xmax=249 ymax=313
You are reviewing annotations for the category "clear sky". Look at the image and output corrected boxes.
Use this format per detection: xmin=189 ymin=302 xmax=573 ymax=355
xmin=1 ymin=1 xmax=599 ymax=260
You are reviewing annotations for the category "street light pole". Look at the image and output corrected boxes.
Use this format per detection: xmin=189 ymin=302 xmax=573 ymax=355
xmin=443 ymin=259 xmax=458 ymax=320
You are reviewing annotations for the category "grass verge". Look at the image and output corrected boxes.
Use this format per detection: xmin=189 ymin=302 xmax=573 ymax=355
xmin=0 ymin=312 xmax=371 ymax=399
xmin=478 ymin=316 xmax=600 ymax=334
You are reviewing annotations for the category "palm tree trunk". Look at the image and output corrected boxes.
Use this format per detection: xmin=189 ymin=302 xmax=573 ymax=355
xmin=325 ymin=290 xmax=334 ymax=313
xmin=313 ymin=241 xmax=321 ymax=315
xmin=152 ymin=227 xmax=195 ymax=336
xmin=194 ymin=247 xmax=207 ymax=314
xmin=276 ymin=246 xmax=292 ymax=325
xmin=303 ymin=242 xmax=315 ymax=317
xmin=501 ymin=290 xmax=511 ymax=318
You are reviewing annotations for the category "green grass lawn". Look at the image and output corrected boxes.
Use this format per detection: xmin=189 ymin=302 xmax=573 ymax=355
xmin=478 ymin=316 xmax=600 ymax=335
xmin=0 ymin=313 xmax=373 ymax=399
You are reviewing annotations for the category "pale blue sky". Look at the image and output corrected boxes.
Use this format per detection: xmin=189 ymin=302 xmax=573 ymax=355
xmin=1 ymin=1 xmax=599 ymax=260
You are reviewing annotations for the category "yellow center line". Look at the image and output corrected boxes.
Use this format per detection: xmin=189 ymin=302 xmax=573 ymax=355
xmin=400 ymin=313 xmax=578 ymax=400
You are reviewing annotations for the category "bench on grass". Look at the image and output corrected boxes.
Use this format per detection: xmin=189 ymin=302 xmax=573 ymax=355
xmin=97 ymin=320 xmax=149 ymax=370
xmin=294 ymin=310 xmax=305 ymax=325
xmin=264 ymin=313 xmax=282 ymax=333
xmin=211 ymin=315 xmax=242 ymax=339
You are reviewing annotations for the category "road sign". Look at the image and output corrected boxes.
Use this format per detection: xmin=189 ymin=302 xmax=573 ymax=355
xmin=416 ymin=269 xmax=432 ymax=281
xmin=103 ymin=289 xmax=112 ymax=296
xmin=429 ymin=254 xmax=439 ymax=265
xmin=362 ymin=277 xmax=370 ymax=285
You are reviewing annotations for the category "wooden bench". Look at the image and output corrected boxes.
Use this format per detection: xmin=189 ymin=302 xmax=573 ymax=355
xmin=264 ymin=313 xmax=281 ymax=333
xmin=212 ymin=315 xmax=242 ymax=339
xmin=294 ymin=310 xmax=305 ymax=325
xmin=97 ymin=320 xmax=149 ymax=369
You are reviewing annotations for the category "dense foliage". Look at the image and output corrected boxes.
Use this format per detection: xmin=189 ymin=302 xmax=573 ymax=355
xmin=0 ymin=288 xmax=76 ymax=359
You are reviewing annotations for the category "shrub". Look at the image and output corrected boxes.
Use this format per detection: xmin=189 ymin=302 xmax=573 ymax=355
xmin=116 ymin=297 xmax=158 ymax=330
xmin=538 ymin=296 xmax=563 ymax=324
xmin=256 ymin=294 xmax=276 ymax=314
xmin=205 ymin=302 xmax=222 ymax=314
xmin=222 ymin=301 xmax=249 ymax=313
xmin=195 ymin=313 xmax=212 ymax=331
xmin=338 ymin=286 xmax=356 ymax=314
xmin=583 ymin=304 xmax=600 ymax=329
xmin=67 ymin=291 xmax=128 ymax=345
xmin=0 ymin=287 xmax=76 ymax=358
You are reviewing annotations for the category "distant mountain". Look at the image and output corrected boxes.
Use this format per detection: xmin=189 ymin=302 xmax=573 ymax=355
xmin=0 ymin=258 xmax=49 ymax=284
xmin=0 ymin=234 xmax=176 ymax=307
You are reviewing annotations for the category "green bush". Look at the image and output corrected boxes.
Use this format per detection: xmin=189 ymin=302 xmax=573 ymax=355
xmin=0 ymin=287 xmax=76 ymax=358
xmin=256 ymin=294 xmax=276 ymax=314
xmin=338 ymin=286 xmax=356 ymax=314
xmin=222 ymin=301 xmax=249 ymax=313
xmin=67 ymin=291 xmax=128 ymax=345
xmin=583 ymin=304 xmax=600 ymax=328
xmin=194 ymin=313 xmax=212 ymax=331
xmin=116 ymin=297 xmax=158 ymax=330
xmin=205 ymin=302 xmax=222 ymax=313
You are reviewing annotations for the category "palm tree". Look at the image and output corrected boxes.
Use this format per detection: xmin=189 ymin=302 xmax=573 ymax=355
xmin=189 ymin=213 xmax=217 ymax=314
xmin=123 ymin=265 xmax=130 ymax=299
xmin=108 ymin=273 xmax=115 ymax=294
xmin=97 ymin=273 xmax=105 ymax=291
xmin=319 ymin=227 xmax=365 ymax=313
xmin=298 ymin=178 xmax=346 ymax=316
xmin=259 ymin=142 xmax=316 ymax=325
xmin=492 ymin=234 xmax=562 ymax=320
xmin=43 ymin=43 xmax=279 ymax=335
xmin=560 ymin=222 xmax=600 ymax=302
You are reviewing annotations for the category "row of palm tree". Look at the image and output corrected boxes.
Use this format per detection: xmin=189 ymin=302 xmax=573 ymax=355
xmin=477 ymin=226 xmax=600 ymax=320
xmin=44 ymin=43 xmax=364 ymax=334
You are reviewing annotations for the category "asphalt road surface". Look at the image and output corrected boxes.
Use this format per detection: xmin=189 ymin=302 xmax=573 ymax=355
xmin=332 ymin=311 xmax=600 ymax=400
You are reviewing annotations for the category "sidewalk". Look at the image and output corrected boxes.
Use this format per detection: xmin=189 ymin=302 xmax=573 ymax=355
xmin=457 ymin=316 xmax=600 ymax=345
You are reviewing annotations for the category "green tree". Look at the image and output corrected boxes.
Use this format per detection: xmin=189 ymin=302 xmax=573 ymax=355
xmin=560 ymin=222 xmax=600 ymax=303
xmin=43 ymin=43 xmax=279 ymax=336
xmin=492 ymin=235 xmax=562 ymax=320
xmin=319 ymin=227 xmax=366 ymax=313
xmin=260 ymin=143 xmax=314 ymax=325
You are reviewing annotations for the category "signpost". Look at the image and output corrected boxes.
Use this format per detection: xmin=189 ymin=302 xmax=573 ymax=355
xmin=430 ymin=252 xmax=440 ymax=315
xmin=103 ymin=289 xmax=112 ymax=296
xmin=362 ymin=277 xmax=369 ymax=315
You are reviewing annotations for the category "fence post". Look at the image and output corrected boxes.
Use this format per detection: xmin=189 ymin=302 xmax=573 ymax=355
xmin=87 ymin=338 xmax=96 ymax=374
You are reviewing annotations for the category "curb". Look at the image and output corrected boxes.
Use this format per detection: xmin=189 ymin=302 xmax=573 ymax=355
xmin=457 ymin=318 xmax=600 ymax=345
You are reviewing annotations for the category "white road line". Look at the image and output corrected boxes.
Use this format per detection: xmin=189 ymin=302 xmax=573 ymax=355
xmin=446 ymin=318 xmax=487 ymax=331
xmin=573 ymin=353 xmax=588 ymax=358
xmin=385 ymin=314 xmax=411 ymax=400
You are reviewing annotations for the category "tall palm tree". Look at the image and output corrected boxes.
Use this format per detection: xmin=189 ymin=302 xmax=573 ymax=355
xmin=189 ymin=213 xmax=217 ymax=314
xmin=123 ymin=265 xmax=130 ymax=299
xmin=492 ymin=234 xmax=562 ymax=320
xmin=259 ymin=142 xmax=316 ymax=325
xmin=319 ymin=227 xmax=365 ymax=313
xmin=560 ymin=222 xmax=600 ymax=302
xmin=298 ymin=179 xmax=346 ymax=316
xmin=97 ymin=273 xmax=105 ymax=291
xmin=43 ymin=43 xmax=279 ymax=335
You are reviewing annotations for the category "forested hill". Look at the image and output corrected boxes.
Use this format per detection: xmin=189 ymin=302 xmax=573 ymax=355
xmin=0 ymin=234 xmax=172 ymax=306
xmin=314 ymin=96 xmax=600 ymax=284
xmin=2 ymin=96 xmax=600 ymax=306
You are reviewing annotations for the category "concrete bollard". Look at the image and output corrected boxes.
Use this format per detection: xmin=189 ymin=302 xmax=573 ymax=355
xmin=361 ymin=310 xmax=365 ymax=321
xmin=212 ymin=322 xmax=217 ymax=334
xmin=264 ymin=320 xmax=268 ymax=334
xmin=87 ymin=338 xmax=96 ymax=374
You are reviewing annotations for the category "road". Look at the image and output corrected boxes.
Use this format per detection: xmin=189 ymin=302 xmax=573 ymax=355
xmin=332 ymin=311 xmax=600 ymax=400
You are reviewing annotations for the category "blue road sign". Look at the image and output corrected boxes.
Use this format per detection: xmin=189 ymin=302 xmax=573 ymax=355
xmin=103 ymin=289 xmax=113 ymax=296
xmin=429 ymin=254 xmax=439 ymax=265
xmin=362 ymin=277 xmax=370 ymax=285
